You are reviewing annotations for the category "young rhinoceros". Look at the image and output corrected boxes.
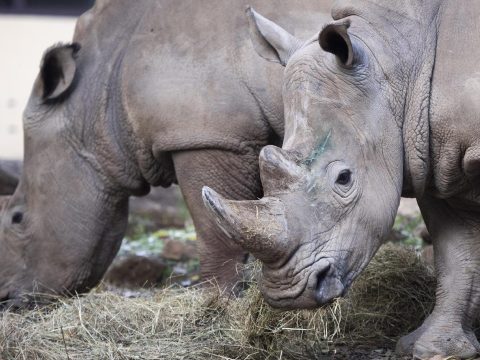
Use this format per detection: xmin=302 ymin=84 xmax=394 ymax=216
xmin=0 ymin=0 xmax=331 ymax=307
xmin=203 ymin=1 xmax=480 ymax=358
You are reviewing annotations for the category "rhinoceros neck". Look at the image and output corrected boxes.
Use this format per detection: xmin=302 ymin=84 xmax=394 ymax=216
xmin=70 ymin=1 xmax=153 ymax=195
xmin=400 ymin=6 xmax=443 ymax=198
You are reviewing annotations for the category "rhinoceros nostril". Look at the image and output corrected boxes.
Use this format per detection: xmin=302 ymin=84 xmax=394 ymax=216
xmin=314 ymin=263 xmax=346 ymax=306
xmin=316 ymin=265 xmax=330 ymax=285
xmin=315 ymin=263 xmax=331 ymax=304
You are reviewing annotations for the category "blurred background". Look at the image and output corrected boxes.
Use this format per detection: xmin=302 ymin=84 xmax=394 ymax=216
xmin=0 ymin=0 xmax=92 ymax=159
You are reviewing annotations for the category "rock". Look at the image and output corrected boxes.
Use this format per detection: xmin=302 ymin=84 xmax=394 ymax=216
xmin=385 ymin=228 xmax=405 ymax=243
xmin=161 ymin=239 xmax=197 ymax=261
xmin=104 ymin=255 xmax=167 ymax=289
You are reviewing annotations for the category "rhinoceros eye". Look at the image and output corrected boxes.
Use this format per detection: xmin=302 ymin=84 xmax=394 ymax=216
xmin=336 ymin=169 xmax=351 ymax=186
xmin=12 ymin=212 xmax=23 ymax=224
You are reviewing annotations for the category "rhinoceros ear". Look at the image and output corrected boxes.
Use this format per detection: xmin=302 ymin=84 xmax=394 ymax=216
xmin=319 ymin=22 xmax=354 ymax=67
xmin=34 ymin=43 xmax=80 ymax=102
xmin=246 ymin=6 xmax=301 ymax=66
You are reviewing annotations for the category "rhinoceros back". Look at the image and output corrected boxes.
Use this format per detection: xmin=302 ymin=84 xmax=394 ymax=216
xmin=74 ymin=0 xmax=330 ymax=151
xmin=66 ymin=0 xmax=331 ymax=187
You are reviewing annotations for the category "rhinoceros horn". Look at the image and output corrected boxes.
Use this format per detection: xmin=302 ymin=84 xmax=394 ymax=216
xmin=258 ymin=145 xmax=306 ymax=192
xmin=202 ymin=187 xmax=291 ymax=264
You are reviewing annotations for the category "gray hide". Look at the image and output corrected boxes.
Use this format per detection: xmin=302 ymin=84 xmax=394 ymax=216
xmin=203 ymin=1 xmax=480 ymax=358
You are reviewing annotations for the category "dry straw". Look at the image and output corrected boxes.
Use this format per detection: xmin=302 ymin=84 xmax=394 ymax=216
xmin=0 ymin=244 xmax=436 ymax=359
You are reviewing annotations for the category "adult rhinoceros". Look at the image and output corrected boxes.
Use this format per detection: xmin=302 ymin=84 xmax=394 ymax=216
xmin=0 ymin=0 xmax=331 ymax=307
xmin=203 ymin=1 xmax=480 ymax=358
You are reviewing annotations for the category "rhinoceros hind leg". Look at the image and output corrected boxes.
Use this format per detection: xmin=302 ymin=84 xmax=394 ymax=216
xmin=402 ymin=195 xmax=480 ymax=359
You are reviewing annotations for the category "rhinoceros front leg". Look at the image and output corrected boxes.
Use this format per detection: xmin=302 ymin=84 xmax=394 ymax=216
xmin=397 ymin=195 xmax=480 ymax=358
xmin=172 ymin=148 xmax=262 ymax=290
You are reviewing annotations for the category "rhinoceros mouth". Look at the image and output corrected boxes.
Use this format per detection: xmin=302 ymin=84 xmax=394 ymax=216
xmin=257 ymin=257 xmax=349 ymax=309
xmin=265 ymin=251 xmax=374 ymax=309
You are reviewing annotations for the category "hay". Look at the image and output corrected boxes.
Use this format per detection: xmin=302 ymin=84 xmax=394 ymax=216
xmin=0 ymin=244 xmax=435 ymax=359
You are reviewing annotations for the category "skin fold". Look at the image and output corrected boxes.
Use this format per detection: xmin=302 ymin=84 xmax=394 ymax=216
xmin=0 ymin=0 xmax=333 ymax=308
xmin=203 ymin=1 xmax=480 ymax=358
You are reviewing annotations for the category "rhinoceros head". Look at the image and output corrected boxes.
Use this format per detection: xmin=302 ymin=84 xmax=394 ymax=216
xmin=203 ymin=8 xmax=404 ymax=309
xmin=0 ymin=43 xmax=147 ymax=308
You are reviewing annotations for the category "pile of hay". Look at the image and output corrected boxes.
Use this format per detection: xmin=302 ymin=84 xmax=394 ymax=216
xmin=0 ymin=244 xmax=435 ymax=359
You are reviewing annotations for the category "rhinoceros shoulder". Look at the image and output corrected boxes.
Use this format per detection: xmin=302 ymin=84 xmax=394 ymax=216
xmin=428 ymin=2 xmax=480 ymax=199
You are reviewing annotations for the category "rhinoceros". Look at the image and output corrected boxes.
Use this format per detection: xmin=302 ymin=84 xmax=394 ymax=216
xmin=0 ymin=0 xmax=331 ymax=307
xmin=203 ymin=1 xmax=480 ymax=358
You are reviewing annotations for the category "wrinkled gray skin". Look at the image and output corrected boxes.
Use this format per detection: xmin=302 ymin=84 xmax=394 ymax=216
xmin=203 ymin=1 xmax=480 ymax=358
xmin=0 ymin=0 xmax=331 ymax=307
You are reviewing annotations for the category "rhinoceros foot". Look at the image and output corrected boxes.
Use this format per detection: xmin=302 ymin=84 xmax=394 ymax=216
xmin=397 ymin=315 xmax=479 ymax=359
xmin=412 ymin=325 xmax=479 ymax=359
xmin=395 ymin=317 xmax=432 ymax=356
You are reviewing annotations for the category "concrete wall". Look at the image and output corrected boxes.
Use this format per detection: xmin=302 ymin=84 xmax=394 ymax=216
xmin=0 ymin=15 xmax=76 ymax=159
